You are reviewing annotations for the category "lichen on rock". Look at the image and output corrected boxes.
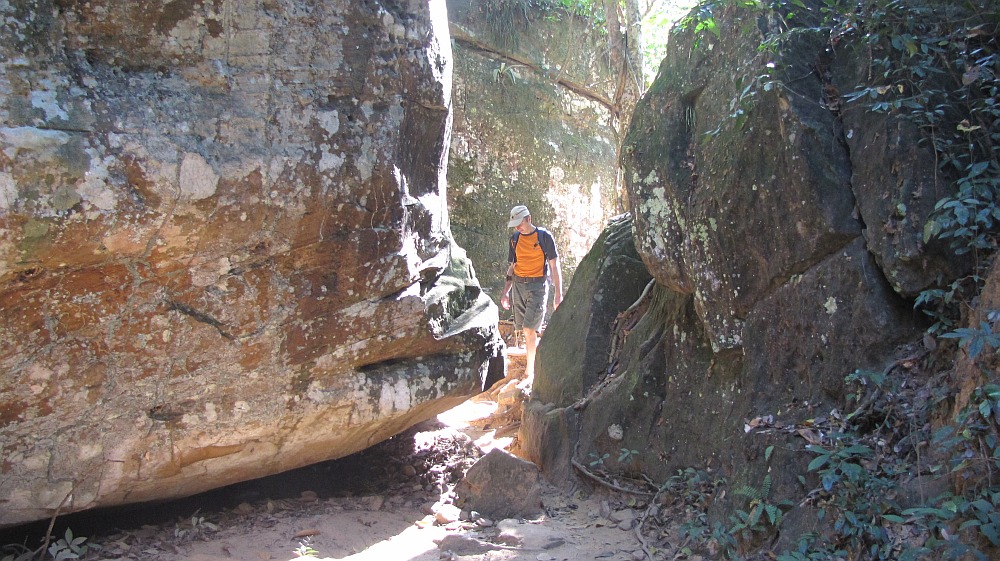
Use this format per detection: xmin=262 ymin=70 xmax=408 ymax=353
xmin=0 ymin=0 xmax=502 ymax=528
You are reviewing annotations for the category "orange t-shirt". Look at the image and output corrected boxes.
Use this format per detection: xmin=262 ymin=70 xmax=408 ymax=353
xmin=513 ymin=231 xmax=545 ymax=278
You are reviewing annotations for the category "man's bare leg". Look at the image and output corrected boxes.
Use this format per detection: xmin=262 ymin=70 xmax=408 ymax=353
xmin=523 ymin=327 xmax=538 ymax=380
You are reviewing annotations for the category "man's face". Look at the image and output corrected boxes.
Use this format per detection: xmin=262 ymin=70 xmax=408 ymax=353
xmin=515 ymin=217 xmax=532 ymax=234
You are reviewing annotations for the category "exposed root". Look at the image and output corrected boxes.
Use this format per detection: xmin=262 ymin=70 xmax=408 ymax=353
xmin=571 ymin=459 xmax=655 ymax=497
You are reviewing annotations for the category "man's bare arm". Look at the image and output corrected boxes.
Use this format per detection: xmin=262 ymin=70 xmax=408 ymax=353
xmin=548 ymin=257 xmax=563 ymax=309
xmin=500 ymin=262 xmax=515 ymax=310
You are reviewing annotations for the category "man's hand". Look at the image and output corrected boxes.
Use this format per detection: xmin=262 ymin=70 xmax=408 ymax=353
xmin=500 ymin=293 xmax=510 ymax=310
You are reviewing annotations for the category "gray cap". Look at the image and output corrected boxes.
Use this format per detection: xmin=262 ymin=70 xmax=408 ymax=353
xmin=507 ymin=205 xmax=529 ymax=227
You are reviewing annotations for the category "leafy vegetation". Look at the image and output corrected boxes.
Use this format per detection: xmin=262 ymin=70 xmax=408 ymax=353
xmin=44 ymin=530 xmax=89 ymax=561
xmin=492 ymin=1 xmax=699 ymax=87
xmin=825 ymin=0 xmax=999 ymax=342
xmin=729 ymin=472 xmax=788 ymax=548
xmin=542 ymin=0 xmax=605 ymax=22
xmin=939 ymin=314 xmax=1000 ymax=359
xmin=774 ymin=373 xmax=1000 ymax=561
xmin=640 ymin=2 xmax=701 ymax=85
xmin=2 ymin=529 xmax=94 ymax=561
xmin=635 ymin=365 xmax=1000 ymax=560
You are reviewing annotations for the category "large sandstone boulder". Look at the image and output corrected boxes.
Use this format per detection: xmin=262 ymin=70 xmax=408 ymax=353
xmin=0 ymin=0 xmax=503 ymax=527
xmin=525 ymin=0 xmax=960 ymax=508
xmin=520 ymin=214 xmax=652 ymax=483
xmin=527 ymin=214 xmax=652 ymax=409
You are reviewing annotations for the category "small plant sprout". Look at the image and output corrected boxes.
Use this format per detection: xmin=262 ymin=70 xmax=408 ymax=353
xmin=492 ymin=62 xmax=522 ymax=85
xmin=293 ymin=537 xmax=319 ymax=558
xmin=588 ymin=452 xmax=610 ymax=468
xmin=47 ymin=528 xmax=89 ymax=561
xmin=617 ymin=448 xmax=640 ymax=463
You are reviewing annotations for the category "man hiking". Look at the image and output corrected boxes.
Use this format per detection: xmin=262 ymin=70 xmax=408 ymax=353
xmin=500 ymin=205 xmax=562 ymax=379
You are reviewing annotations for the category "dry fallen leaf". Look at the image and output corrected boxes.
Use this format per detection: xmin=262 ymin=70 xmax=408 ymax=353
xmin=293 ymin=528 xmax=321 ymax=538
xmin=235 ymin=502 xmax=255 ymax=515
xmin=797 ymin=428 xmax=823 ymax=445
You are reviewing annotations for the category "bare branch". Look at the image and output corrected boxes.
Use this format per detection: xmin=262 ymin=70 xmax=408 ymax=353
xmin=449 ymin=23 xmax=615 ymax=112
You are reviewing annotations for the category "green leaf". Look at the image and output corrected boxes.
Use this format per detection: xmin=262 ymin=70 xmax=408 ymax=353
xmin=821 ymin=473 xmax=837 ymax=492
xmin=924 ymin=220 xmax=941 ymax=243
xmin=982 ymin=523 xmax=1000 ymax=546
xmin=956 ymin=204 xmax=971 ymax=225
xmin=969 ymin=161 xmax=990 ymax=178
xmin=765 ymin=445 xmax=774 ymax=462
xmin=903 ymin=506 xmax=955 ymax=520
xmin=842 ymin=445 xmax=873 ymax=455
xmin=841 ymin=462 xmax=865 ymax=479
xmin=806 ymin=444 xmax=830 ymax=455
xmin=766 ymin=504 xmax=779 ymax=525
xmin=705 ymin=18 xmax=720 ymax=39
xmin=959 ymin=519 xmax=982 ymax=531
xmin=808 ymin=454 xmax=830 ymax=472
xmin=970 ymin=337 xmax=985 ymax=358
xmin=971 ymin=499 xmax=994 ymax=513
xmin=883 ymin=514 xmax=906 ymax=523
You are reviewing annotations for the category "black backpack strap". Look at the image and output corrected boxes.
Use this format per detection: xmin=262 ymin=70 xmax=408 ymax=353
xmin=537 ymin=228 xmax=556 ymax=259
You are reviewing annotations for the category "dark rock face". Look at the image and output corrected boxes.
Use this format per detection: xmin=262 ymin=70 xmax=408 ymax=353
xmin=529 ymin=214 xmax=652 ymax=409
xmin=525 ymin=4 xmax=959 ymax=506
xmin=0 ymin=0 xmax=503 ymax=527
xmin=627 ymin=17 xmax=863 ymax=353
xmin=830 ymin=39 xmax=969 ymax=297
xmin=520 ymin=215 xmax=651 ymax=482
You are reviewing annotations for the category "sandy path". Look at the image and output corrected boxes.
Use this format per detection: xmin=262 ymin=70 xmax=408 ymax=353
xmin=101 ymin=396 xmax=649 ymax=561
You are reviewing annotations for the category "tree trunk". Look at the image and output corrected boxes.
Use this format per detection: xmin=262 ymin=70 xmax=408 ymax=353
xmin=604 ymin=0 xmax=626 ymax=73
xmin=603 ymin=0 xmax=642 ymax=135
xmin=625 ymin=0 xmax=643 ymax=89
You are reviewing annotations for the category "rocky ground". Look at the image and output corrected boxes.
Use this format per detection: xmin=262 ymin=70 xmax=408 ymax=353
xmin=2 ymin=349 xmax=703 ymax=561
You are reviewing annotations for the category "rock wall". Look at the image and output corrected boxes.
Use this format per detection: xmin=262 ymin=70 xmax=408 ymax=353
xmin=0 ymin=0 xmax=503 ymax=527
xmin=445 ymin=0 xmax=622 ymax=300
xmin=524 ymin=1 xmax=964 ymax=512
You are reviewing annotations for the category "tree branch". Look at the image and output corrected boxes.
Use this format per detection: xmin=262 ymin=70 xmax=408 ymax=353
xmin=449 ymin=23 xmax=615 ymax=112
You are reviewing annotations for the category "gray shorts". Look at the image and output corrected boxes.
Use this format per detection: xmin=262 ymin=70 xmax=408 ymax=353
xmin=512 ymin=278 xmax=548 ymax=332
